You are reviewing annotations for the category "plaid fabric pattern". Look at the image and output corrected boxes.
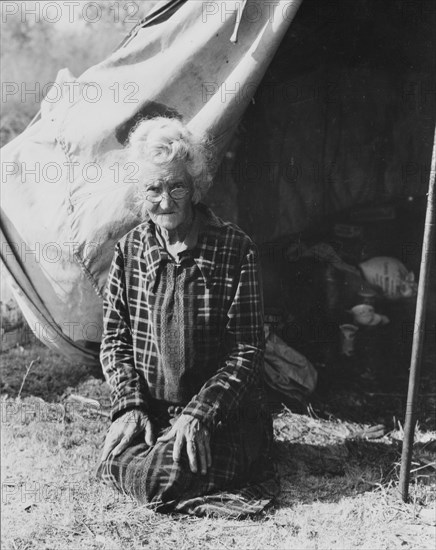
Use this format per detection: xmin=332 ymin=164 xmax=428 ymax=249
xmin=98 ymin=203 xmax=278 ymax=515
xmin=101 ymin=203 xmax=265 ymax=425
xmin=96 ymin=405 xmax=279 ymax=518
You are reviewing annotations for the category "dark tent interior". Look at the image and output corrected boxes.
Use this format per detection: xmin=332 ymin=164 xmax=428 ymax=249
xmin=206 ymin=0 xmax=436 ymax=425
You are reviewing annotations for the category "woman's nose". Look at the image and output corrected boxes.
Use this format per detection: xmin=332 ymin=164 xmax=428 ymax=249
xmin=159 ymin=193 xmax=174 ymax=209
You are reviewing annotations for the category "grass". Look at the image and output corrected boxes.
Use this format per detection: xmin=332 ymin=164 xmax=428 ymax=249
xmin=1 ymin=343 xmax=435 ymax=549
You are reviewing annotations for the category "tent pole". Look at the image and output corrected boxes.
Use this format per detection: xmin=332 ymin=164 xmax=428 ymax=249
xmin=399 ymin=124 xmax=436 ymax=502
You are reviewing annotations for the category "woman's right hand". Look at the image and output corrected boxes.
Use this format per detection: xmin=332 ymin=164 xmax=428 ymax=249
xmin=100 ymin=409 xmax=155 ymax=461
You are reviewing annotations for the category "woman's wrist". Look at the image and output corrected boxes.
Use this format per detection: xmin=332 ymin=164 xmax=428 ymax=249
xmin=112 ymin=406 xmax=148 ymax=423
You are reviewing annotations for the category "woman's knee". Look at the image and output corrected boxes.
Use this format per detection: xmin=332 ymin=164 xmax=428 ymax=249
xmin=96 ymin=439 xmax=210 ymax=505
xmin=142 ymin=440 xmax=193 ymax=503
xmin=95 ymin=454 xmax=125 ymax=495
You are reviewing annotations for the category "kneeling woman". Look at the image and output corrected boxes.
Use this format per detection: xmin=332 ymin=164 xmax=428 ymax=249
xmin=97 ymin=117 xmax=277 ymax=517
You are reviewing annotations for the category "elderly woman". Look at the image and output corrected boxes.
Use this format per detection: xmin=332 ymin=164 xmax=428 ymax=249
xmin=97 ymin=117 xmax=277 ymax=517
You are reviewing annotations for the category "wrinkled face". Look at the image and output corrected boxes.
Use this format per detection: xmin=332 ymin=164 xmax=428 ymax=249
xmin=140 ymin=161 xmax=194 ymax=231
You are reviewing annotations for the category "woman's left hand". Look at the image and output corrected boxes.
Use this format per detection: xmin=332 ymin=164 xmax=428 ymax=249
xmin=158 ymin=414 xmax=212 ymax=475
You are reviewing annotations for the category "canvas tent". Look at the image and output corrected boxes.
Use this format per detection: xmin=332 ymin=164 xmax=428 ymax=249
xmin=1 ymin=0 xmax=302 ymax=362
xmin=1 ymin=0 xmax=435 ymax=364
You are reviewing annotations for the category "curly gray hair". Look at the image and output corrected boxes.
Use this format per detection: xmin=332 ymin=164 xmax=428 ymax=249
xmin=128 ymin=117 xmax=214 ymax=204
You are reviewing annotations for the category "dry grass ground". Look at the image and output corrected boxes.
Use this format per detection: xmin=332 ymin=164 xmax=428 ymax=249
xmin=1 ymin=345 xmax=435 ymax=550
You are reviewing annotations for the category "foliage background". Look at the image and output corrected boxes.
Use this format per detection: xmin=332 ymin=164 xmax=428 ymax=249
xmin=1 ymin=0 xmax=160 ymax=146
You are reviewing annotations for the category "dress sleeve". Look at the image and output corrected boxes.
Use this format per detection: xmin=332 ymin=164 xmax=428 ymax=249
xmin=100 ymin=242 xmax=147 ymax=421
xmin=183 ymin=242 xmax=265 ymax=428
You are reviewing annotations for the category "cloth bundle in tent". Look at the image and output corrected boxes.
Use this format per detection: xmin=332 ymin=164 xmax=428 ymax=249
xmin=1 ymin=0 xmax=302 ymax=363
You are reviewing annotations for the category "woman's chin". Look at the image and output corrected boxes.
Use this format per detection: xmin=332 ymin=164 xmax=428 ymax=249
xmin=154 ymin=214 xmax=181 ymax=230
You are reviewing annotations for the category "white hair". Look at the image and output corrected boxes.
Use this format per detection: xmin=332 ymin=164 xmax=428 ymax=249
xmin=128 ymin=117 xmax=214 ymax=204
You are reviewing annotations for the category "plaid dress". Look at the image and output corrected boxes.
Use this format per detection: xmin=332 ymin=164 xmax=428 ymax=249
xmin=96 ymin=203 xmax=278 ymax=517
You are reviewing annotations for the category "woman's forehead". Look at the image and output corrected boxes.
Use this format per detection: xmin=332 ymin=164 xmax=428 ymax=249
xmin=142 ymin=162 xmax=188 ymax=184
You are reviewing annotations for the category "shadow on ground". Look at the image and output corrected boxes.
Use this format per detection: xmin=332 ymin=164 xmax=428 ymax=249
xmin=273 ymin=438 xmax=403 ymax=507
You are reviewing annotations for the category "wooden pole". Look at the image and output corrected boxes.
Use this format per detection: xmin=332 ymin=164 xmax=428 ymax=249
xmin=399 ymin=124 xmax=436 ymax=502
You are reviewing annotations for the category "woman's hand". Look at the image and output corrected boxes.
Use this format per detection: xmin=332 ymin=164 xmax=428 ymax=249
xmin=101 ymin=409 xmax=155 ymax=461
xmin=158 ymin=414 xmax=212 ymax=475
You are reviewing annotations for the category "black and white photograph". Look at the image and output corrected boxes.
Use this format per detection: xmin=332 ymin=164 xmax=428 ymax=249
xmin=1 ymin=1 xmax=435 ymax=548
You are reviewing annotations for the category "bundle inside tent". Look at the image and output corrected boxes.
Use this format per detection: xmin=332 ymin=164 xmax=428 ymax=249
xmin=1 ymin=0 xmax=435 ymax=365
